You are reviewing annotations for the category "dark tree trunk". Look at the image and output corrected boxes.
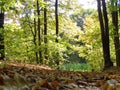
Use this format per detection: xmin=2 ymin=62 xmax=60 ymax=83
xmin=0 ymin=12 xmax=5 ymax=60
xmin=111 ymin=1 xmax=120 ymax=66
xmin=44 ymin=3 xmax=47 ymax=44
xmin=55 ymin=0 xmax=60 ymax=68
xmin=33 ymin=11 xmax=39 ymax=63
xmin=97 ymin=0 xmax=113 ymax=69
xmin=55 ymin=0 xmax=59 ymax=43
xmin=37 ymin=0 xmax=43 ymax=64
xmin=102 ymin=0 xmax=113 ymax=68
xmin=44 ymin=1 xmax=48 ymax=61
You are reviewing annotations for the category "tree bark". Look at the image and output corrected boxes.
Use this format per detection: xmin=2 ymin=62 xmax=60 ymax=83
xmin=111 ymin=1 xmax=120 ymax=66
xmin=97 ymin=0 xmax=113 ymax=69
xmin=44 ymin=3 xmax=47 ymax=44
xmin=55 ymin=0 xmax=59 ymax=43
xmin=0 ymin=12 xmax=5 ymax=60
xmin=44 ymin=0 xmax=48 ymax=61
xmin=33 ymin=11 xmax=39 ymax=63
xmin=37 ymin=0 xmax=42 ymax=63
xmin=55 ymin=0 xmax=60 ymax=68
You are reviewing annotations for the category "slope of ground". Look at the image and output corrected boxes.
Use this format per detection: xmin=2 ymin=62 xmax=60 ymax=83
xmin=0 ymin=61 xmax=120 ymax=90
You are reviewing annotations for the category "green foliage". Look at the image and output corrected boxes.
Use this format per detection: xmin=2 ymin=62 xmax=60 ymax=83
xmin=0 ymin=0 xmax=16 ymax=11
xmin=107 ymin=0 xmax=118 ymax=12
xmin=77 ymin=12 xmax=104 ymax=70
xmin=60 ymin=62 xmax=91 ymax=71
xmin=70 ymin=8 xmax=94 ymax=29
xmin=4 ymin=23 xmax=32 ymax=61
xmin=3 ymin=0 xmax=118 ymax=71
xmin=47 ymin=43 xmax=66 ymax=68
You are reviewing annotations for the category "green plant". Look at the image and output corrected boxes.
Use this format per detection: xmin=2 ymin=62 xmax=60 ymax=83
xmin=60 ymin=62 xmax=91 ymax=71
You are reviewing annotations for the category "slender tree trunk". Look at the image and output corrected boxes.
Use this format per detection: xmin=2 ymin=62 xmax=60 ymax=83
xmin=111 ymin=1 xmax=120 ymax=66
xmin=102 ymin=0 xmax=113 ymax=68
xmin=44 ymin=1 xmax=48 ymax=61
xmin=44 ymin=2 xmax=47 ymax=44
xmin=37 ymin=0 xmax=42 ymax=63
xmin=119 ymin=0 xmax=120 ymax=13
xmin=33 ymin=13 xmax=39 ymax=63
xmin=97 ymin=0 xmax=113 ymax=69
xmin=0 ymin=12 xmax=5 ymax=60
xmin=23 ymin=29 xmax=30 ymax=61
xmin=55 ymin=0 xmax=59 ymax=68
xmin=55 ymin=0 xmax=59 ymax=43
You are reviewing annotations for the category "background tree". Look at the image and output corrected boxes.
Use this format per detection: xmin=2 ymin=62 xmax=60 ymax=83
xmin=0 ymin=10 xmax=4 ymax=60
xmin=110 ymin=0 xmax=120 ymax=66
xmin=0 ymin=0 xmax=16 ymax=60
xmin=97 ymin=0 xmax=113 ymax=69
xmin=37 ymin=0 xmax=43 ymax=63
xmin=43 ymin=0 xmax=48 ymax=62
xmin=55 ymin=0 xmax=59 ymax=43
xmin=4 ymin=0 xmax=119 ymax=71
xmin=33 ymin=6 xmax=39 ymax=63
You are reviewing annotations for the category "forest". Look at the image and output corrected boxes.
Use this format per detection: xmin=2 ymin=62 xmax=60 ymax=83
xmin=1 ymin=0 xmax=120 ymax=90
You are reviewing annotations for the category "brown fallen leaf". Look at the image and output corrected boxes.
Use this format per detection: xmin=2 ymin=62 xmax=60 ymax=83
xmin=100 ymin=79 xmax=117 ymax=90
xmin=41 ymin=79 xmax=51 ymax=89
xmin=76 ymin=80 xmax=88 ymax=86
xmin=0 ymin=74 xmax=4 ymax=85
xmin=32 ymin=82 xmax=43 ymax=90
xmin=96 ymin=80 xmax=105 ymax=87
xmin=71 ymin=87 xmax=80 ymax=90
xmin=100 ymin=83 xmax=116 ymax=90
xmin=60 ymin=83 xmax=78 ymax=90
xmin=32 ymin=79 xmax=51 ymax=90
xmin=66 ymin=79 xmax=75 ymax=84
xmin=108 ymin=75 xmax=116 ymax=79
xmin=51 ymin=80 xmax=59 ymax=88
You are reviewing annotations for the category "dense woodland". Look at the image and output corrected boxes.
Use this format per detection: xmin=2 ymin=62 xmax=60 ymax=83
xmin=0 ymin=0 xmax=120 ymax=71
xmin=1 ymin=0 xmax=120 ymax=90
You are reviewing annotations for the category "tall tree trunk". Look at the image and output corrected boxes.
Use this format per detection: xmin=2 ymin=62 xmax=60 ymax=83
xmin=55 ymin=0 xmax=59 ymax=43
xmin=34 ymin=13 xmax=39 ymax=63
xmin=37 ymin=0 xmax=42 ymax=64
xmin=44 ymin=0 xmax=48 ymax=62
xmin=102 ymin=0 xmax=113 ymax=68
xmin=44 ymin=2 xmax=47 ymax=44
xmin=0 ymin=12 xmax=5 ymax=60
xmin=97 ymin=0 xmax=113 ymax=69
xmin=111 ymin=1 xmax=120 ymax=66
xmin=55 ymin=0 xmax=59 ymax=68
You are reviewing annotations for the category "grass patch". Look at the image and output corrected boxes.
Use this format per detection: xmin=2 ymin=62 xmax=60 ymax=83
xmin=60 ymin=62 xmax=91 ymax=71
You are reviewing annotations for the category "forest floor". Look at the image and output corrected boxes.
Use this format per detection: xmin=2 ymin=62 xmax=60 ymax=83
xmin=0 ymin=61 xmax=120 ymax=90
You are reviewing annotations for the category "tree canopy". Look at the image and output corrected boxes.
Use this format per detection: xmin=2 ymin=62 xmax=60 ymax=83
xmin=0 ymin=0 xmax=120 ymax=71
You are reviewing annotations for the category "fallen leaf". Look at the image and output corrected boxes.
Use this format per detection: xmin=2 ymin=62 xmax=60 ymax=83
xmin=51 ymin=80 xmax=59 ymax=88
xmin=0 ymin=74 xmax=4 ymax=85
xmin=76 ymin=80 xmax=88 ymax=86
xmin=96 ymin=80 xmax=105 ymax=87
xmin=32 ymin=79 xmax=51 ymax=90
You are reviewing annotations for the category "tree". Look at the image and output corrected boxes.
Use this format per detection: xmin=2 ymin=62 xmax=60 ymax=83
xmin=55 ymin=0 xmax=59 ymax=43
xmin=55 ymin=0 xmax=59 ymax=67
xmin=70 ymin=9 xmax=93 ymax=30
xmin=37 ymin=0 xmax=43 ymax=63
xmin=78 ymin=12 xmax=103 ymax=70
xmin=97 ymin=0 xmax=113 ymax=69
xmin=33 ymin=6 xmax=39 ymax=63
xmin=2 ymin=0 xmax=99 ymax=69
xmin=110 ymin=0 xmax=120 ymax=66
xmin=44 ymin=0 xmax=48 ymax=61
xmin=0 ymin=0 xmax=18 ymax=60
xmin=0 ymin=11 xmax=4 ymax=60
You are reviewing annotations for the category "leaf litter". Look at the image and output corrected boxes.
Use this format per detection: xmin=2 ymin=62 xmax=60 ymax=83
xmin=0 ymin=61 xmax=120 ymax=90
